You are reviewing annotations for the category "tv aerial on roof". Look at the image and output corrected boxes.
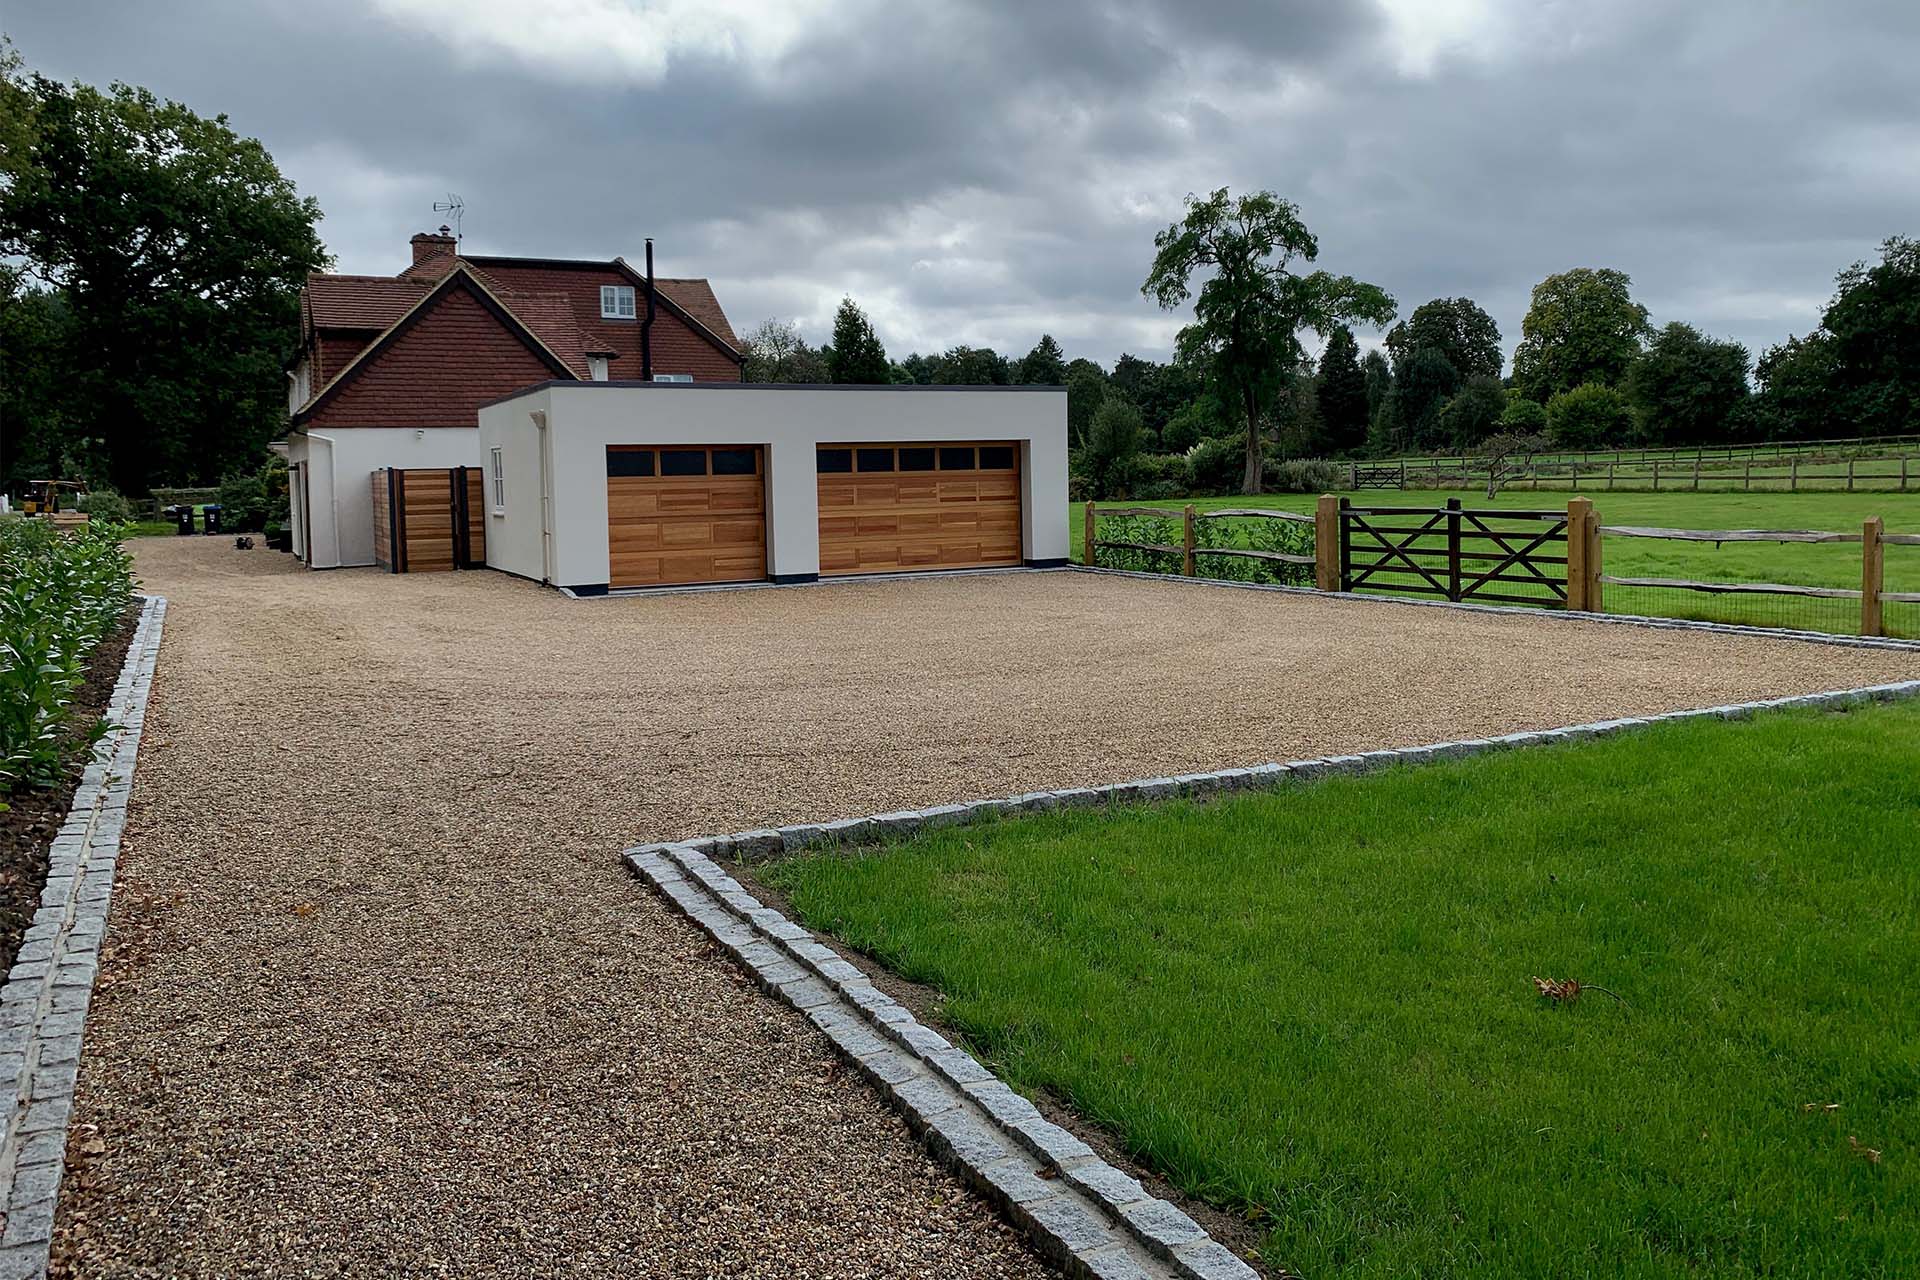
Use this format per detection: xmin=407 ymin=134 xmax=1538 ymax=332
xmin=433 ymin=193 xmax=465 ymax=242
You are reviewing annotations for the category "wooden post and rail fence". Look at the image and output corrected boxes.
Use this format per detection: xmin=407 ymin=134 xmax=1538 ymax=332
xmin=1082 ymin=497 xmax=1911 ymax=638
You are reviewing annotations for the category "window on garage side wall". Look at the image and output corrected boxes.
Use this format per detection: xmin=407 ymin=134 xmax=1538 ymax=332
xmin=491 ymin=447 xmax=506 ymax=511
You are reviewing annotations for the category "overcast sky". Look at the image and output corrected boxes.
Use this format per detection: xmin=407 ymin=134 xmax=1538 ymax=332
xmin=10 ymin=0 xmax=1919 ymax=369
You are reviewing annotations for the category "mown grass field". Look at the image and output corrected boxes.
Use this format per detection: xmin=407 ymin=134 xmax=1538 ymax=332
xmin=1069 ymin=488 xmax=1920 ymax=635
xmin=767 ymin=702 xmax=1920 ymax=1279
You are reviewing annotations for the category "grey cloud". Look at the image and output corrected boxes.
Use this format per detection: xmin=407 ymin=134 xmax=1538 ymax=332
xmin=9 ymin=0 xmax=1919 ymax=368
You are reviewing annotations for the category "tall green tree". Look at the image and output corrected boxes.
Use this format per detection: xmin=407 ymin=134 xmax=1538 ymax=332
xmin=1624 ymin=322 xmax=1750 ymax=445
xmin=1361 ymin=348 xmax=1393 ymax=424
xmin=1384 ymin=297 xmax=1503 ymax=384
xmin=1143 ymin=189 xmax=1394 ymax=493
xmin=1081 ymin=398 xmax=1143 ymax=498
xmin=1438 ymin=376 xmax=1507 ymax=449
xmin=1014 ymin=334 xmax=1067 ymax=385
xmin=1065 ymin=359 xmax=1108 ymax=448
xmin=1812 ymin=236 xmax=1920 ymax=436
xmin=1315 ymin=327 xmax=1369 ymax=455
xmin=825 ymin=297 xmax=890 ymax=383
xmin=1396 ymin=347 xmax=1458 ymax=449
xmin=1510 ymin=268 xmax=1649 ymax=403
xmin=0 ymin=53 xmax=327 ymax=493
xmin=1751 ymin=332 xmax=1839 ymax=439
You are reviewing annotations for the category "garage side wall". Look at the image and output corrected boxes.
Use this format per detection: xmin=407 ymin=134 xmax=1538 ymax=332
xmin=477 ymin=388 xmax=551 ymax=583
xmin=523 ymin=385 xmax=1067 ymax=590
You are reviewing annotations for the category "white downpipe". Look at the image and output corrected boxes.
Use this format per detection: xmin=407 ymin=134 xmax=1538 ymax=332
xmin=533 ymin=411 xmax=554 ymax=584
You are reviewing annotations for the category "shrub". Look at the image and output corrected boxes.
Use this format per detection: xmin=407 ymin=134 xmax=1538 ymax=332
xmin=1545 ymin=383 xmax=1633 ymax=448
xmin=1127 ymin=453 xmax=1191 ymax=500
xmin=215 ymin=456 xmax=290 ymax=532
xmin=1186 ymin=436 xmax=1244 ymax=495
xmin=1193 ymin=514 xmax=1314 ymax=586
xmin=1092 ymin=513 xmax=1181 ymax=574
xmin=1266 ymin=458 xmax=1342 ymax=493
xmin=76 ymin=488 xmax=133 ymax=524
xmin=1499 ymin=396 xmax=1549 ymax=434
xmin=0 ymin=520 xmax=136 ymax=792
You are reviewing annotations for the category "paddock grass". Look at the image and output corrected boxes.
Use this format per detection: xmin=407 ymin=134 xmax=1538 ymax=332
xmin=766 ymin=702 xmax=1920 ymax=1279
xmin=1067 ymin=489 xmax=1920 ymax=635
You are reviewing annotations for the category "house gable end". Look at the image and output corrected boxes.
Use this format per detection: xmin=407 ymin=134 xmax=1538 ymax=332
xmin=299 ymin=275 xmax=574 ymax=430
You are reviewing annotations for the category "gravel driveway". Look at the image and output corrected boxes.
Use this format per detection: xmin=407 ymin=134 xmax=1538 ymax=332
xmin=55 ymin=540 xmax=1916 ymax=1276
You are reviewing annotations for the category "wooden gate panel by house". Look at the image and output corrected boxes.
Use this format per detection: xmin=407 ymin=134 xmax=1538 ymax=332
xmin=374 ymin=466 xmax=486 ymax=574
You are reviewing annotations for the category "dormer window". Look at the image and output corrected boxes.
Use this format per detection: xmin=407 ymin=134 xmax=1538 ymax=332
xmin=600 ymin=285 xmax=636 ymax=319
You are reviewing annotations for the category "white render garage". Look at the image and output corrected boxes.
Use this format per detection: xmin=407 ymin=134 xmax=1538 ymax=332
xmin=476 ymin=381 xmax=1069 ymax=593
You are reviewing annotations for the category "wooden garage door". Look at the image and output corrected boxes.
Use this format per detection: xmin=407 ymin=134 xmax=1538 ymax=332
xmin=606 ymin=445 xmax=766 ymax=588
xmin=817 ymin=442 xmax=1022 ymax=575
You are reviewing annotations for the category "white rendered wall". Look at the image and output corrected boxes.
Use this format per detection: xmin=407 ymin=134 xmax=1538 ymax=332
xmin=285 ymin=427 xmax=483 ymax=568
xmin=476 ymin=388 xmax=552 ymax=582
xmin=481 ymin=383 xmax=1068 ymax=589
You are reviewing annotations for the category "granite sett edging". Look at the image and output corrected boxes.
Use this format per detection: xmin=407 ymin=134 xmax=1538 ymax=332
xmin=628 ymin=674 xmax=1920 ymax=1279
xmin=626 ymin=842 xmax=1257 ymax=1280
xmin=0 ymin=595 xmax=166 ymax=1279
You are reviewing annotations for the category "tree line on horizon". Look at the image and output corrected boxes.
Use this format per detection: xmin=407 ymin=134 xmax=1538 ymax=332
xmin=2 ymin=36 xmax=1916 ymax=502
xmin=750 ymin=216 xmax=1920 ymax=497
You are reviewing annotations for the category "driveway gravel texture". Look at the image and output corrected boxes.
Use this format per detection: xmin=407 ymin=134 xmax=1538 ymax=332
xmin=54 ymin=539 xmax=1916 ymax=1277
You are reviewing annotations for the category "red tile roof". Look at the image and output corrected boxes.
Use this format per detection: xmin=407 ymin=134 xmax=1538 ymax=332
xmin=304 ymin=275 xmax=431 ymax=330
xmin=293 ymin=249 xmax=743 ymax=420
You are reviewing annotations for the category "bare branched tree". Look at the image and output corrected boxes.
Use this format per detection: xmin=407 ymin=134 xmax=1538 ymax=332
xmin=1478 ymin=431 xmax=1552 ymax=499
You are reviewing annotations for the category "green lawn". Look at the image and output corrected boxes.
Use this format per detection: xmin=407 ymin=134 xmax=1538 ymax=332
xmin=766 ymin=703 xmax=1920 ymax=1279
xmin=1070 ymin=488 xmax=1920 ymax=635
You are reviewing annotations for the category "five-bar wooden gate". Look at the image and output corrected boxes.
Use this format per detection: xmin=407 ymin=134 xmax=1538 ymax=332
xmin=1338 ymin=498 xmax=1573 ymax=607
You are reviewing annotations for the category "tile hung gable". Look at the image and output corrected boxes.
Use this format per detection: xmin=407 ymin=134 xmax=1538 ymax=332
xmin=301 ymin=276 xmax=571 ymax=430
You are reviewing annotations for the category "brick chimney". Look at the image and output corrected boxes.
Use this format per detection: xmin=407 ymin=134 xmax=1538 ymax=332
xmin=410 ymin=225 xmax=457 ymax=267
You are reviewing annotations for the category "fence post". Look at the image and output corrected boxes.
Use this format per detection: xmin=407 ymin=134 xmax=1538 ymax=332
xmin=1083 ymin=500 xmax=1095 ymax=567
xmin=1848 ymin=457 xmax=1856 ymax=492
xmin=1693 ymin=456 xmax=1701 ymax=491
xmin=1904 ymin=456 xmax=1910 ymax=493
xmin=1349 ymin=462 xmax=1358 ymax=489
xmin=1862 ymin=516 xmax=1884 ymax=638
xmin=1608 ymin=461 xmax=1616 ymax=491
xmin=1182 ymin=504 xmax=1196 ymax=577
xmin=1588 ymin=508 xmax=1604 ymax=613
xmin=1565 ymin=498 xmax=1591 ymax=610
xmin=1571 ymin=461 xmax=1579 ymax=491
xmin=1791 ymin=456 xmax=1798 ymax=491
xmin=1337 ymin=496 xmax=1353 ymax=593
xmin=1314 ymin=494 xmax=1340 ymax=592
xmin=1446 ymin=497 xmax=1462 ymax=602
xmin=1652 ymin=459 xmax=1659 ymax=491
xmin=1745 ymin=456 xmax=1752 ymax=490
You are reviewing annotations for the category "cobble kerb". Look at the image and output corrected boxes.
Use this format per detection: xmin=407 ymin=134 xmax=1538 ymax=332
xmin=627 ymin=675 xmax=1920 ymax=1278
xmin=0 ymin=596 xmax=165 ymax=1279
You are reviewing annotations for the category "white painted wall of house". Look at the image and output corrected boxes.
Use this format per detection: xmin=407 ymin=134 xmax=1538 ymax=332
xmin=282 ymin=427 xmax=483 ymax=568
xmin=477 ymin=383 xmax=1069 ymax=589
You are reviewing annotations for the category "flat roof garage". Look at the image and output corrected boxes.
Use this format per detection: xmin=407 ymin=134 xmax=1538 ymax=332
xmin=477 ymin=382 xmax=1068 ymax=594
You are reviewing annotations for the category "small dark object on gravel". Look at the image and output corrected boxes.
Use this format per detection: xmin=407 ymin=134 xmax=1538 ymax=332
xmin=234 ymin=536 xmax=254 ymax=551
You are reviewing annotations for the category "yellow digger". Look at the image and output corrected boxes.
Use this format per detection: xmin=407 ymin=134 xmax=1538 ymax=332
xmin=19 ymin=480 xmax=91 ymax=527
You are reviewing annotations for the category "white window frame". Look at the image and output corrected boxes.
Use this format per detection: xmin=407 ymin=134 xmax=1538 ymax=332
xmin=651 ymin=373 xmax=693 ymax=383
xmin=600 ymin=284 xmax=636 ymax=319
xmin=490 ymin=447 xmax=506 ymax=513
